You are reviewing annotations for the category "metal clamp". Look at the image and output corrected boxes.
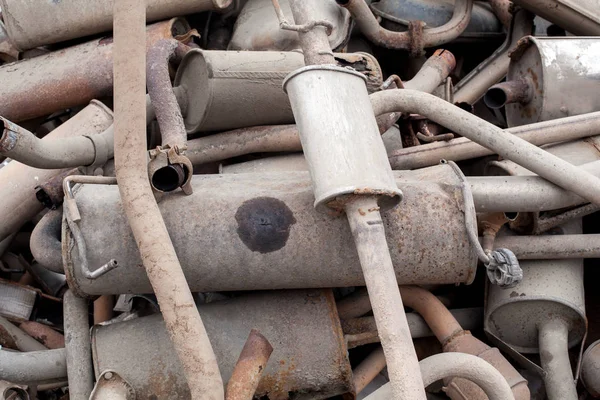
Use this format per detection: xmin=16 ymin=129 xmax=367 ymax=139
xmin=63 ymin=175 xmax=119 ymax=280
xmin=271 ymin=0 xmax=334 ymax=35
xmin=444 ymin=160 xmax=523 ymax=288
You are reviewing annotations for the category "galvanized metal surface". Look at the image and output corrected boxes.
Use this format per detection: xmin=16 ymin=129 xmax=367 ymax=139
xmin=229 ymin=0 xmax=350 ymax=51
xmin=64 ymin=169 xmax=477 ymax=296
xmin=92 ymin=290 xmax=353 ymax=399
xmin=504 ymin=37 xmax=600 ymax=126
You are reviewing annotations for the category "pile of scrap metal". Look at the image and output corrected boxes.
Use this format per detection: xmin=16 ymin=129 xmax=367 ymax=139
xmin=3 ymin=0 xmax=600 ymax=398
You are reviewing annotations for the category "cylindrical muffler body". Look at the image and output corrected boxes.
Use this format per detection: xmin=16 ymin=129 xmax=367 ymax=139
xmin=505 ymin=37 xmax=600 ymax=126
xmin=0 ymin=19 xmax=188 ymax=122
xmin=92 ymin=290 xmax=353 ymax=399
xmin=0 ymin=0 xmax=229 ymax=50
xmin=485 ymin=221 xmax=586 ymax=353
xmin=174 ymin=50 xmax=383 ymax=133
xmin=511 ymin=0 xmax=600 ymax=36
xmin=64 ymin=168 xmax=477 ymax=296
xmin=283 ymin=66 xmax=400 ymax=211
xmin=0 ymin=101 xmax=113 ymax=242
xmin=228 ymin=0 xmax=350 ymax=51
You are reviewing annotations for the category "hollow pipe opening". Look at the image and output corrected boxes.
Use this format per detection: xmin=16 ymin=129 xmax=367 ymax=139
xmin=336 ymin=0 xmax=350 ymax=5
xmin=151 ymin=164 xmax=186 ymax=193
xmin=484 ymin=80 xmax=532 ymax=109
xmin=485 ymin=87 xmax=510 ymax=109
xmin=505 ymin=212 xmax=518 ymax=221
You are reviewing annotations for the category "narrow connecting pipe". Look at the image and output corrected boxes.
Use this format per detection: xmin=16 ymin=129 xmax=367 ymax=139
xmin=488 ymin=0 xmax=513 ymax=28
xmin=19 ymin=321 xmax=65 ymax=349
xmin=494 ymin=233 xmax=600 ymax=259
xmin=371 ymin=89 xmax=600 ymax=206
xmin=30 ymin=209 xmax=63 ymax=273
xmin=0 ymin=315 xmax=47 ymax=351
xmin=403 ymin=49 xmax=457 ymax=93
xmin=389 ymin=111 xmax=600 ymax=170
xmin=113 ymin=1 xmax=224 ymax=398
xmin=337 ymin=0 xmax=473 ymax=53
xmin=147 ymin=39 xmax=192 ymax=193
xmin=538 ymin=318 xmax=578 ymax=400
xmin=484 ymin=80 xmax=533 ymax=109
xmin=225 ymin=330 xmax=273 ymax=400
xmin=366 ymin=353 xmax=515 ymax=400
xmin=0 ymin=118 xmax=113 ymax=169
xmin=0 ymin=348 xmax=67 ymax=383
xmin=64 ymin=290 xmax=93 ymax=400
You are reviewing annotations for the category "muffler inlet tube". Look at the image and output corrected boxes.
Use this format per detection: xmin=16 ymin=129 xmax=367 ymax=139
xmin=113 ymin=1 xmax=224 ymax=398
xmin=371 ymin=89 xmax=600 ymax=206
xmin=64 ymin=290 xmax=93 ymax=400
xmin=337 ymin=0 xmax=473 ymax=52
xmin=484 ymin=80 xmax=533 ymax=109
xmin=0 ymin=348 xmax=67 ymax=383
xmin=539 ymin=318 xmax=578 ymax=400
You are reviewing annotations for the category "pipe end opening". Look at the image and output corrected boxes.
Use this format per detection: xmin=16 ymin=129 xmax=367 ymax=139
xmin=151 ymin=164 xmax=186 ymax=192
xmin=484 ymin=88 xmax=508 ymax=109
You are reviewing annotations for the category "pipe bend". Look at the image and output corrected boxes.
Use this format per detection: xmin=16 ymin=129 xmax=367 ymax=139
xmin=30 ymin=209 xmax=63 ymax=273
xmin=0 ymin=348 xmax=67 ymax=383
xmin=420 ymin=352 xmax=515 ymax=400
xmin=338 ymin=0 xmax=473 ymax=52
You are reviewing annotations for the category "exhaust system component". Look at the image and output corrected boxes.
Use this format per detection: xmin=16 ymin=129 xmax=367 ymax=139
xmin=486 ymin=37 xmax=600 ymax=126
xmin=64 ymin=169 xmax=476 ymax=296
xmin=89 ymin=371 xmax=135 ymax=400
xmin=19 ymin=321 xmax=65 ymax=350
xmin=225 ymin=329 xmax=273 ymax=400
xmin=64 ymin=290 xmax=93 ymax=400
xmin=173 ymin=50 xmax=383 ymax=133
xmin=511 ymin=0 xmax=600 ymax=36
xmin=113 ymin=1 xmax=224 ymax=398
xmin=0 ymin=381 xmax=29 ymax=400
xmin=91 ymin=290 xmax=353 ymax=399
xmin=30 ymin=210 xmax=63 ymax=274
xmin=495 ymin=233 xmax=600 ymax=260
xmin=365 ymin=352 xmax=516 ymax=400
xmin=0 ymin=280 xmax=37 ymax=321
xmin=229 ymin=0 xmax=350 ymax=51
xmin=338 ymin=287 xmax=529 ymax=399
xmin=581 ymin=339 xmax=600 ymax=398
xmin=371 ymin=89 xmax=600 ymax=206
xmin=0 ymin=101 xmax=113 ymax=242
xmin=0 ymin=19 xmax=189 ymax=123
xmin=282 ymin=2 xmax=425 ymax=396
xmin=337 ymin=0 xmax=473 ymax=55
xmin=453 ymin=9 xmax=534 ymax=105
xmin=369 ymin=0 xmax=503 ymax=40
xmin=485 ymin=221 xmax=585 ymax=400
xmin=0 ymin=315 xmax=47 ymax=351
xmin=0 ymin=348 xmax=67 ymax=383
xmin=0 ymin=0 xmax=229 ymax=51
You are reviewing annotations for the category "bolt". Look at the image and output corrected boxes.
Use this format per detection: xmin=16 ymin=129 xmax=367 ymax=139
xmin=104 ymin=372 xmax=114 ymax=380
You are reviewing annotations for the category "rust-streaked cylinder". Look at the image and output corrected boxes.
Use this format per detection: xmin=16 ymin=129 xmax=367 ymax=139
xmin=0 ymin=19 xmax=189 ymax=122
xmin=92 ymin=290 xmax=353 ymax=399
xmin=0 ymin=101 xmax=113 ymax=242
xmin=0 ymin=0 xmax=229 ymax=51
xmin=64 ymin=168 xmax=477 ymax=296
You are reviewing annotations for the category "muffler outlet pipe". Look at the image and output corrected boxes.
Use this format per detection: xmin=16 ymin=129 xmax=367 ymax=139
xmin=113 ymin=1 xmax=224 ymax=398
xmin=365 ymin=353 xmax=515 ymax=400
xmin=283 ymin=2 xmax=425 ymax=396
xmin=30 ymin=209 xmax=63 ymax=273
xmin=337 ymin=0 xmax=473 ymax=54
xmin=64 ymin=290 xmax=93 ymax=400
xmin=484 ymin=80 xmax=532 ymax=109
xmin=0 ymin=19 xmax=190 ymax=123
xmin=173 ymin=50 xmax=383 ymax=133
xmin=485 ymin=220 xmax=585 ymax=400
xmin=510 ymin=0 xmax=600 ymax=36
xmin=0 ymin=348 xmax=67 ymax=383
xmin=146 ymin=39 xmax=192 ymax=193
xmin=0 ymin=0 xmax=230 ymax=51
xmin=91 ymin=290 xmax=354 ymax=399
xmin=225 ymin=329 xmax=273 ymax=400
xmin=389 ymin=110 xmax=600 ymax=170
xmin=0 ymin=118 xmax=113 ymax=169
xmin=371 ymin=89 xmax=600 ymax=206
xmin=64 ymin=169 xmax=477 ymax=296
xmin=402 ymin=49 xmax=457 ymax=93
xmin=0 ymin=101 xmax=113 ymax=242
xmin=581 ymin=339 xmax=600 ymax=397
xmin=0 ymin=315 xmax=47 ymax=351
xmin=453 ymin=9 xmax=534 ymax=105
xmin=339 ymin=287 xmax=529 ymax=400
